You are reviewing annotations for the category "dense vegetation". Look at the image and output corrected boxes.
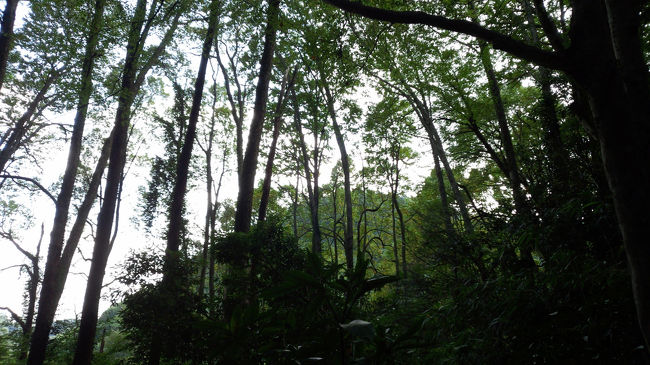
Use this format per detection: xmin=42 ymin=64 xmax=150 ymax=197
xmin=0 ymin=0 xmax=649 ymax=363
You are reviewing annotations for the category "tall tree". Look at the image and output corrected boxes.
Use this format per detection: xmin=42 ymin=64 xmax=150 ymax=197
xmin=71 ymin=1 xmax=184 ymax=363
xmin=27 ymin=0 xmax=108 ymax=362
xmin=233 ymin=0 xmax=281 ymax=232
xmin=258 ymin=67 xmax=294 ymax=223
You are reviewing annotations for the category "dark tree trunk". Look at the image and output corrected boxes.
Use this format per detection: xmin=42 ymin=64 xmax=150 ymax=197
xmin=434 ymin=153 xmax=454 ymax=239
xmin=323 ymin=83 xmax=354 ymax=270
xmin=403 ymin=86 xmax=474 ymax=235
xmin=150 ymin=2 xmax=219 ymax=362
xmin=216 ymin=45 xmax=244 ymax=177
xmin=166 ymin=0 xmax=219 ymax=254
xmin=26 ymin=0 xmax=106 ymax=362
xmin=391 ymin=192 xmax=399 ymax=276
xmin=258 ymin=68 xmax=293 ymax=223
xmin=233 ymin=0 xmax=280 ymax=233
xmin=0 ymin=0 xmax=18 ymax=92
xmin=199 ymin=82 xmax=217 ymax=298
xmin=28 ymin=132 xmax=111 ymax=365
xmin=478 ymin=41 xmax=535 ymax=266
xmin=392 ymin=150 xmax=408 ymax=277
xmin=522 ymin=0 xmax=569 ymax=197
xmin=291 ymin=85 xmax=322 ymax=253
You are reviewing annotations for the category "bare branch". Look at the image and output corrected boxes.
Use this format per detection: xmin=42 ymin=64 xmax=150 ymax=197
xmin=0 ymin=174 xmax=56 ymax=203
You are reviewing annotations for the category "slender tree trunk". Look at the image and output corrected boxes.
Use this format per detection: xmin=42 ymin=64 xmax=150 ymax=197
xmin=151 ymin=2 xmax=219 ymax=362
xmin=258 ymin=68 xmax=293 ymax=223
xmin=233 ymin=0 xmax=280 ymax=233
xmin=73 ymin=1 xmax=181 ymax=363
xmin=26 ymin=1 xmax=106 ymax=362
xmin=425 ymin=114 xmax=473 ymax=234
xmin=478 ymin=41 xmax=535 ymax=266
xmin=0 ymin=0 xmax=18 ymax=93
xmin=292 ymin=172 xmax=298 ymax=237
xmin=291 ymin=85 xmax=321 ymax=253
xmin=166 ymin=0 xmax=218 ymax=255
xmin=323 ymin=83 xmax=354 ymax=270
xmin=404 ymin=89 xmax=474 ymax=235
xmin=209 ymin=151 xmax=226 ymax=304
xmin=332 ymin=174 xmax=339 ymax=265
xmin=393 ymin=150 xmax=408 ymax=277
xmin=199 ymin=83 xmax=217 ymax=298
xmin=521 ymin=0 xmax=569 ymax=196
xmin=215 ymin=46 xmax=244 ymax=177
xmin=434 ymin=153 xmax=454 ymax=239
xmin=28 ymin=134 xmax=111 ymax=365
xmin=478 ymin=41 xmax=528 ymax=216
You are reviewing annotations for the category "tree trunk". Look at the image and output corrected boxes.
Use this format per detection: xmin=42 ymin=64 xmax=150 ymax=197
xmin=166 ymin=0 xmax=218 ymax=254
xmin=28 ymin=132 xmax=112 ymax=365
xmin=478 ymin=41 xmax=535 ymax=266
xmin=233 ymin=0 xmax=280 ymax=233
xmin=391 ymin=192 xmax=399 ymax=276
xmin=258 ymin=68 xmax=293 ymax=223
xmin=521 ymin=0 xmax=569 ymax=197
xmin=0 ymin=0 xmax=18 ymax=93
xmin=199 ymin=83 xmax=217 ymax=298
xmin=291 ymin=85 xmax=321 ymax=253
xmin=393 ymin=150 xmax=408 ymax=277
xmin=433 ymin=153 xmax=454 ymax=239
xmin=150 ymin=3 xmax=218 ymax=362
xmin=215 ymin=45 xmax=244 ymax=178
xmin=424 ymin=113 xmax=473 ymax=234
xmin=323 ymin=83 xmax=354 ymax=270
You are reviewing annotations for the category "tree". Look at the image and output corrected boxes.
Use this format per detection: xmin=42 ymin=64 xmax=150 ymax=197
xmin=71 ymin=1 xmax=185 ymax=363
xmin=233 ymin=0 xmax=281 ymax=233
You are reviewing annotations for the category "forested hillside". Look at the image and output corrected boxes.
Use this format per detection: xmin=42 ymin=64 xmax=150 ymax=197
xmin=0 ymin=0 xmax=649 ymax=363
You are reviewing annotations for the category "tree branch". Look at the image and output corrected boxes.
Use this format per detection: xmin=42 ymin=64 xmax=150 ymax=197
xmin=532 ymin=0 xmax=566 ymax=52
xmin=0 ymin=174 xmax=56 ymax=203
xmin=321 ymin=0 xmax=567 ymax=70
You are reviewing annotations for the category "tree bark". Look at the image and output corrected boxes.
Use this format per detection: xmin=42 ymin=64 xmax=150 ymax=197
xmin=323 ymin=83 xmax=354 ymax=270
xmin=166 ymin=0 xmax=219 ymax=254
xmin=291 ymin=85 xmax=322 ymax=254
xmin=233 ymin=0 xmax=280 ymax=233
xmin=434 ymin=152 xmax=454 ymax=239
xmin=28 ymin=131 xmax=112 ymax=365
xmin=0 ymin=0 xmax=18 ymax=93
xmin=258 ymin=68 xmax=293 ymax=223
